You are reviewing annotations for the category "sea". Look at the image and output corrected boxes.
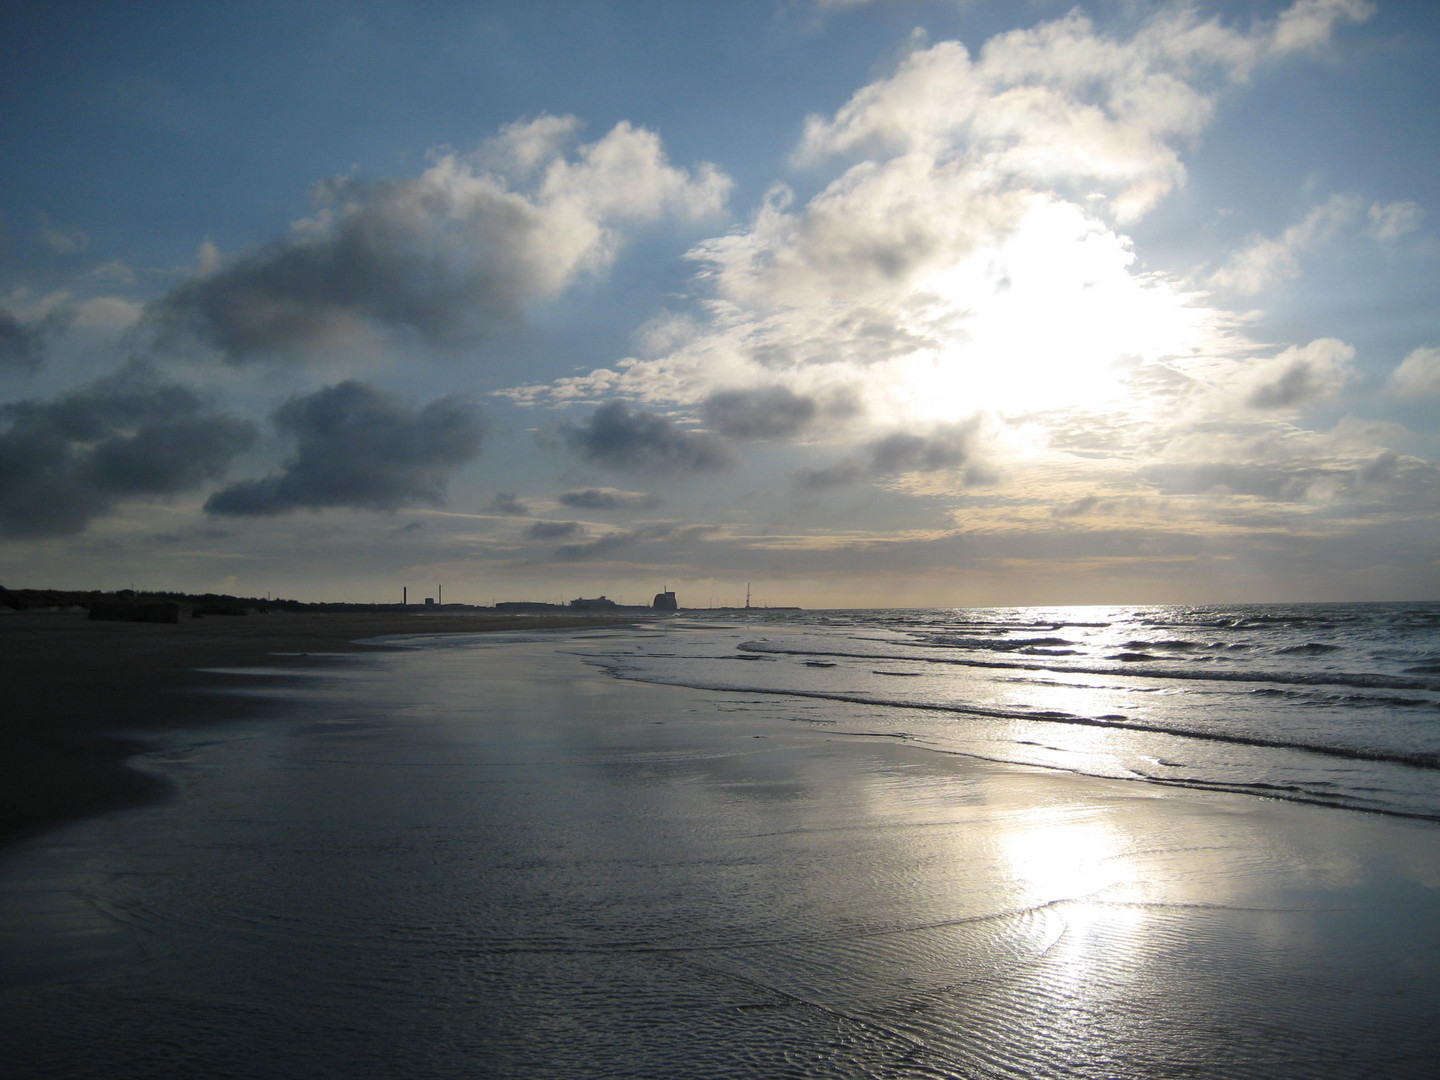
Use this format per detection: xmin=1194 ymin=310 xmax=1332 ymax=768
xmin=570 ymin=601 xmax=1440 ymax=821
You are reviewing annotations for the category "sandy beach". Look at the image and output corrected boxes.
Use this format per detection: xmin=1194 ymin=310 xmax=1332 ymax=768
xmin=0 ymin=609 xmax=644 ymax=847
xmin=3 ymin=617 xmax=1439 ymax=1077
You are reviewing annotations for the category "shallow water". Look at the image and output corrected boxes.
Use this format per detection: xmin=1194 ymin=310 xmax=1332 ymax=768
xmin=3 ymin=630 xmax=1439 ymax=1078
xmin=575 ymin=603 xmax=1440 ymax=820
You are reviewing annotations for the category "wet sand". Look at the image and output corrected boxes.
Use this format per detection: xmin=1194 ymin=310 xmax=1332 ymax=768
xmin=0 ymin=609 xmax=645 ymax=847
xmin=3 ymin=623 xmax=1439 ymax=1076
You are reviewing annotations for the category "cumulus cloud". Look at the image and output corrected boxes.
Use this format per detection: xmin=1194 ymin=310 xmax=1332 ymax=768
xmin=1209 ymin=195 xmax=1360 ymax=295
xmin=557 ymin=486 xmax=659 ymax=511
xmin=488 ymin=491 xmax=529 ymax=515
xmin=794 ymin=2 xmax=1369 ymax=218
xmin=204 ymin=380 xmax=483 ymax=515
xmin=1386 ymin=346 xmax=1440 ymax=398
xmin=1242 ymin=338 xmax=1355 ymax=409
xmin=1210 ymin=194 xmax=1422 ymax=296
xmin=525 ymin=519 xmax=583 ymax=540
xmin=151 ymin=117 xmax=731 ymax=363
xmin=561 ymin=400 xmax=736 ymax=472
xmin=508 ymin=1 xmax=1367 ymax=457
xmin=0 ymin=310 xmax=45 ymax=370
xmin=1355 ymin=448 xmax=1398 ymax=485
xmin=0 ymin=364 xmax=256 ymax=537
xmin=0 ymin=299 xmax=73 ymax=370
xmin=797 ymin=418 xmax=987 ymax=489
xmin=701 ymin=385 xmax=818 ymax=439
xmin=1269 ymin=0 xmax=1375 ymax=55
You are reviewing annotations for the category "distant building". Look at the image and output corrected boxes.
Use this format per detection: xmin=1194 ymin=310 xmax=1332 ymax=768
xmin=652 ymin=590 xmax=678 ymax=611
xmin=569 ymin=595 xmax=618 ymax=610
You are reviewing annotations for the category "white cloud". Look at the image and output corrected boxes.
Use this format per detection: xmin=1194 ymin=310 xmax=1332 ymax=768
xmin=1367 ymin=200 xmax=1425 ymax=242
xmin=1208 ymin=195 xmax=1361 ymax=295
xmin=506 ymin=3 xmax=1381 ymax=498
xmin=1210 ymin=194 xmax=1427 ymax=295
xmin=792 ymin=2 xmax=1370 ymax=223
xmin=1269 ymin=0 xmax=1375 ymax=56
xmin=1239 ymin=338 xmax=1356 ymax=410
xmin=38 ymin=214 xmax=89 ymax=255
xmin=152 ymin=117 xmax=732 ymax=363
xmin=73 ymin=295 xmax=143 ymax=332
xmin=1386 ymin=346 xmax=1440 ymax=398
xmin=85 ymin=260 xmax=139 ymax=288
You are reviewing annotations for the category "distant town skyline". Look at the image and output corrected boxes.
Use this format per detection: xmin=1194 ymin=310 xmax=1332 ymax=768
xmin=3 ymin=1 xmax=1438 ymax=606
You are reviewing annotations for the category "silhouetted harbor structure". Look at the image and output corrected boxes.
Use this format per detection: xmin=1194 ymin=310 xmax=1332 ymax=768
xmin=492 ymin=588 xmax=799 ymax=615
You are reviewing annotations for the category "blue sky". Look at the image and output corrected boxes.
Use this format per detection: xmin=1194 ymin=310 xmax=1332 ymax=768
xmin=2 ymin=0 xmax=1438 ymax=606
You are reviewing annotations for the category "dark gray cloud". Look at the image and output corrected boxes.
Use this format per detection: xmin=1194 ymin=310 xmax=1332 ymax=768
xmin=1139 ymin=462 xmax=1343 ymax=502
xmin=204 ymin=380 xmax=483 ymax=516
xmin=701 ymin=385 xmax=817 ymax=439
xmin=562 ymin=401 xmax=736 ymax=472
xmin=870 ymin=425 xmax=976 ymax=472
xmin=1247 ymin=359 xmax=1323 ymax=408
xmin=794 ymin=459 xmax=867 ymax=490
xmin=489 ymin=491 xmax=529 ymax=515
xmin=0 ymin=304 xmax=71 ymax=370
xmin=150 ymin=178 xmax=539 ymax=363
xmin=0 ymin=311 xmax=42 ymax=370
xmin=525 ymin=519 xmax=583 ymax=540
xmin=1356 ymin=449 xmax=1399 ymax=485
xmin=0 ymin=364 xmax=256 ymax=538
xmin=1244 ymin=342 xmax=1352 ymax=410
xmin=148 ymin=123 xmax=728 ymax=365
xmin=557 ymin=487 xmax=659 ymax=511
xmin=553 ymin=522 xmax=718 ymax=561
xmin=795 ymin=419 xmax=983 ymax=489
xmin=1054 ymin=495 xmax=1106 ymax=518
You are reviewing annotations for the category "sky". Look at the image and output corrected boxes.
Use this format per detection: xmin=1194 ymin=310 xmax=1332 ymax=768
xmin=2 ymin=0 xmax=1438 ymax=608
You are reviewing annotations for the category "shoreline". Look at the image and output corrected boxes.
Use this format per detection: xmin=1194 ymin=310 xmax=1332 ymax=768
xmin=0 ymin=609 xmax=654 ymax=850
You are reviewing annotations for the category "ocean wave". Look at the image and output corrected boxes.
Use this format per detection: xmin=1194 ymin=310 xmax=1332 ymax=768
xmin=1122 ymin=639 xmax=1204 ymax=652
xmin=736 ymin=640 xmax=1440 ymax=694
xmin=608 ymin=666 xmax=1440 ymax=773
xmin=921 ymin=635 xmax=1076 ymax=651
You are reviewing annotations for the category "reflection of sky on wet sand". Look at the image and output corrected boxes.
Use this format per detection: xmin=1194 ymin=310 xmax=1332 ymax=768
xmin=3 ymin=634 xmax=1440 ymax=1077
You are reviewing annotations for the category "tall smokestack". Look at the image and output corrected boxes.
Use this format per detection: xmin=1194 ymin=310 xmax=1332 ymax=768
xmin=403 ymin=586 xmax=407 ymax=606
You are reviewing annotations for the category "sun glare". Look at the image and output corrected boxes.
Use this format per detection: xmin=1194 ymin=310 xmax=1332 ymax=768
xmin=893 ymin=200 xmax=1206 ymax=422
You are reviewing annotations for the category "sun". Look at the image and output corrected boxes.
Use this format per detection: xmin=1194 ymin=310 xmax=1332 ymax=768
xmin=889 ymin=199 xmax=1210 ymax=423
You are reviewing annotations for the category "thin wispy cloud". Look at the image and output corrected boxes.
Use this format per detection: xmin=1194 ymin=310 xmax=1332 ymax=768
xmin=557 ymin=487 xmax=659 ymax=511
